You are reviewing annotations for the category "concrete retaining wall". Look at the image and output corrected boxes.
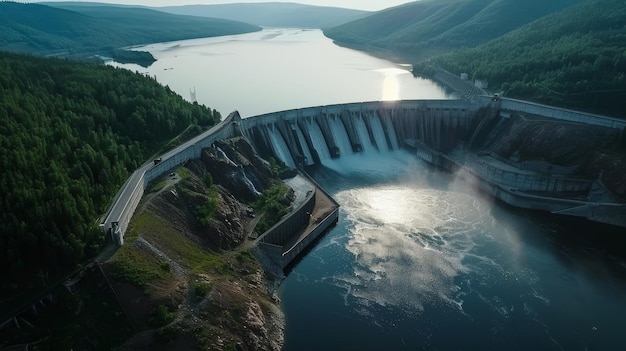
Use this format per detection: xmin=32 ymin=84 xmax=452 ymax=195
xmin=412 ymin=141 xmax=626 ymax=227
xmin=258 ymin=190 xmax=316 ymax=246
xmin=468 ymin=158 xmax=591 ymax=193
xmin=255 ymin=170 xmax=340 ymax=269
xmin=282 ymin=208 xmax=339 ymax=269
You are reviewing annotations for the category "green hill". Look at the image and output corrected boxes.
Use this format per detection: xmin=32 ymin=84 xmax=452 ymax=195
xmin=0 ymin=2 xmax=260 ymax=63
xmin=433 ymin=0 xmax=626 ymax=117
xmin=158 ymin=2 xmax=369 ymax=29
xmin=0 ymin=51 xmax=220 ymax=314
xmin=324 ymin=0 xmax=583 ymax=59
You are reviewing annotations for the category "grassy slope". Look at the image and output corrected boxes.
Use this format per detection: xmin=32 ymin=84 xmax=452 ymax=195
xmin=105 ymin=163 xmax=282 ymax=349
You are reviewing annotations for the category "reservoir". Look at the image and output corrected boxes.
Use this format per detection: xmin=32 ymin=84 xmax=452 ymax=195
xmin=109 ymin=28 xmax=450 ymax=116
xmin=113 ymin=28 xmax=626 ymax=350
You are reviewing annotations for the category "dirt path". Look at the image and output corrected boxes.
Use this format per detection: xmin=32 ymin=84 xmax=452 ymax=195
xmin=137 ymin=171 xmax=182 ymax=214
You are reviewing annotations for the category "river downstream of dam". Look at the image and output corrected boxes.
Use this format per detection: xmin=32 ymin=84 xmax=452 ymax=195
xmin=112 ymin=28 xmax=626 ymax=350
xmin=281 ymin=153 xmax=626 ymax=350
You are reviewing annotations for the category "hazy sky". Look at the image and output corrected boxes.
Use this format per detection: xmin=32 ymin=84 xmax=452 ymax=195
xmin=32 ymin=0 xmax=415 ymax=11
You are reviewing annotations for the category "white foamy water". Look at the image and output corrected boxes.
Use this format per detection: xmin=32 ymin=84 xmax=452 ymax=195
xmin=336 ymin=186 xmax=483 ymax=312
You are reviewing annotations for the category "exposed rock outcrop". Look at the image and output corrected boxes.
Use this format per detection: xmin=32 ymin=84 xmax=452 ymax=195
xmin=475 ymin=113 xmax=626 ymax=200
xmin=200 ymin=139 xmax=276 ymax=203
xmin=486 ymin=116 xmax=618 ymax=166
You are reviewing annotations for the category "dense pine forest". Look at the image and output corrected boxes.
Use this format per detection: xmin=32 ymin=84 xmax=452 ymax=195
xmin=0 ymin=52 xmax=220 ymax=311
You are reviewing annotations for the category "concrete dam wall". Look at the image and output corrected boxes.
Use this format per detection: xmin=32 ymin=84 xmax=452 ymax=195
xmin=102 ymin=96 xmax=626 ymax=259
xmin=239 ymin=99 xmax=484 ymax=167
xmin=238 ymin=97 xmax=626 ymax=228
xmin=239 ymin=97 xmax=626 ymax=168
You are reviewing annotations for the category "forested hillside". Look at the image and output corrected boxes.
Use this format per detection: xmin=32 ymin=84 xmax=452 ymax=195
xmin=0 ymin=52 xmax=220 ymax=312
xmin=324 ymin=0 xmax=583 ymax=59
xmin=0 ymin=2 xmax=260 ymax=63
xmin=433 ymin=0 xmax=626 ymax=117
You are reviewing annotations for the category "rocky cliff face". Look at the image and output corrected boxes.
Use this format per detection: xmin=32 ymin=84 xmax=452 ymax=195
xmin=200 ymin=138 xmax=276 ymax=203
xmin=148 ymin=138 xmax=278 ymax=251
xmin=477 ymin=114 xmax=626 ymax=199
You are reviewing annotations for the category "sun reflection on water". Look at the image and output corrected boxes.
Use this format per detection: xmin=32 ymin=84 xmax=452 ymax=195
xmin=377 ymin=67 xmax=410 ymax=101
xmin=335 ymin=185 xmax=491 ymax=312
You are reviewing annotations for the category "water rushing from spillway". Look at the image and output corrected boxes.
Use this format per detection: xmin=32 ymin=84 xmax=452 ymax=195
xmin=306 ymin=119 xmax=331 ymax=162
xmin=328 ymin=115 xmax=353 ymax=157
xmin=367 ymin=111 xmax=390 ymax=152
xmin=294 ymin=126 xmax=314 ymax=166
xmin=267 ymin=126 xmax=296 ymax=169
xmin=262 ymin=107 xmax=398 ymax=169
xmin=354 ymin=115 xmax=375 ymax=153
xmin=280 ymin=149 xmax=626 ymax=351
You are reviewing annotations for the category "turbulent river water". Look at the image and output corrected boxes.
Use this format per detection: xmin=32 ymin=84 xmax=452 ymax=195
xmin=113 ymin=28 xmax=626 ymax=350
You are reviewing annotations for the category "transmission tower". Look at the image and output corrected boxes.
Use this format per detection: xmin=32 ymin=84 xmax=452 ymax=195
xmin=190 ymin=87 xmax=197 ymax=103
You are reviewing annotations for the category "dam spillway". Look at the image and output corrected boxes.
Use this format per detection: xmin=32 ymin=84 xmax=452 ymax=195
xmin=239 ymin=99 xmax=481 ymax=167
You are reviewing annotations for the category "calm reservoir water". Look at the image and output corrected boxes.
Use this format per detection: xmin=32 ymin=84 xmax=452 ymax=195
xmin=113 ymin=28 xmax=626 ymax=350
xmin=109 ymin=28 xmax=449 ymax=117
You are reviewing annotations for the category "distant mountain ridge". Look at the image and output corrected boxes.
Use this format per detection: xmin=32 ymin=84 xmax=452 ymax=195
xmin=324 ymin=0 xmax=584 ymax=58
xmin=0 ymin=2 xmax=260 ymax=62
xmin=158 ymin=2 xmax=370 ymax=29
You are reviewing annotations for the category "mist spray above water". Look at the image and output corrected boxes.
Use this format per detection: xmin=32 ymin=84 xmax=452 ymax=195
xmin=316 ymin=150 xmax=496 ymax=313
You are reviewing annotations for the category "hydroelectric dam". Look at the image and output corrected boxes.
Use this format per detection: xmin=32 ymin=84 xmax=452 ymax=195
xmin=101 ymin=96 xmax=626 ymax=269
